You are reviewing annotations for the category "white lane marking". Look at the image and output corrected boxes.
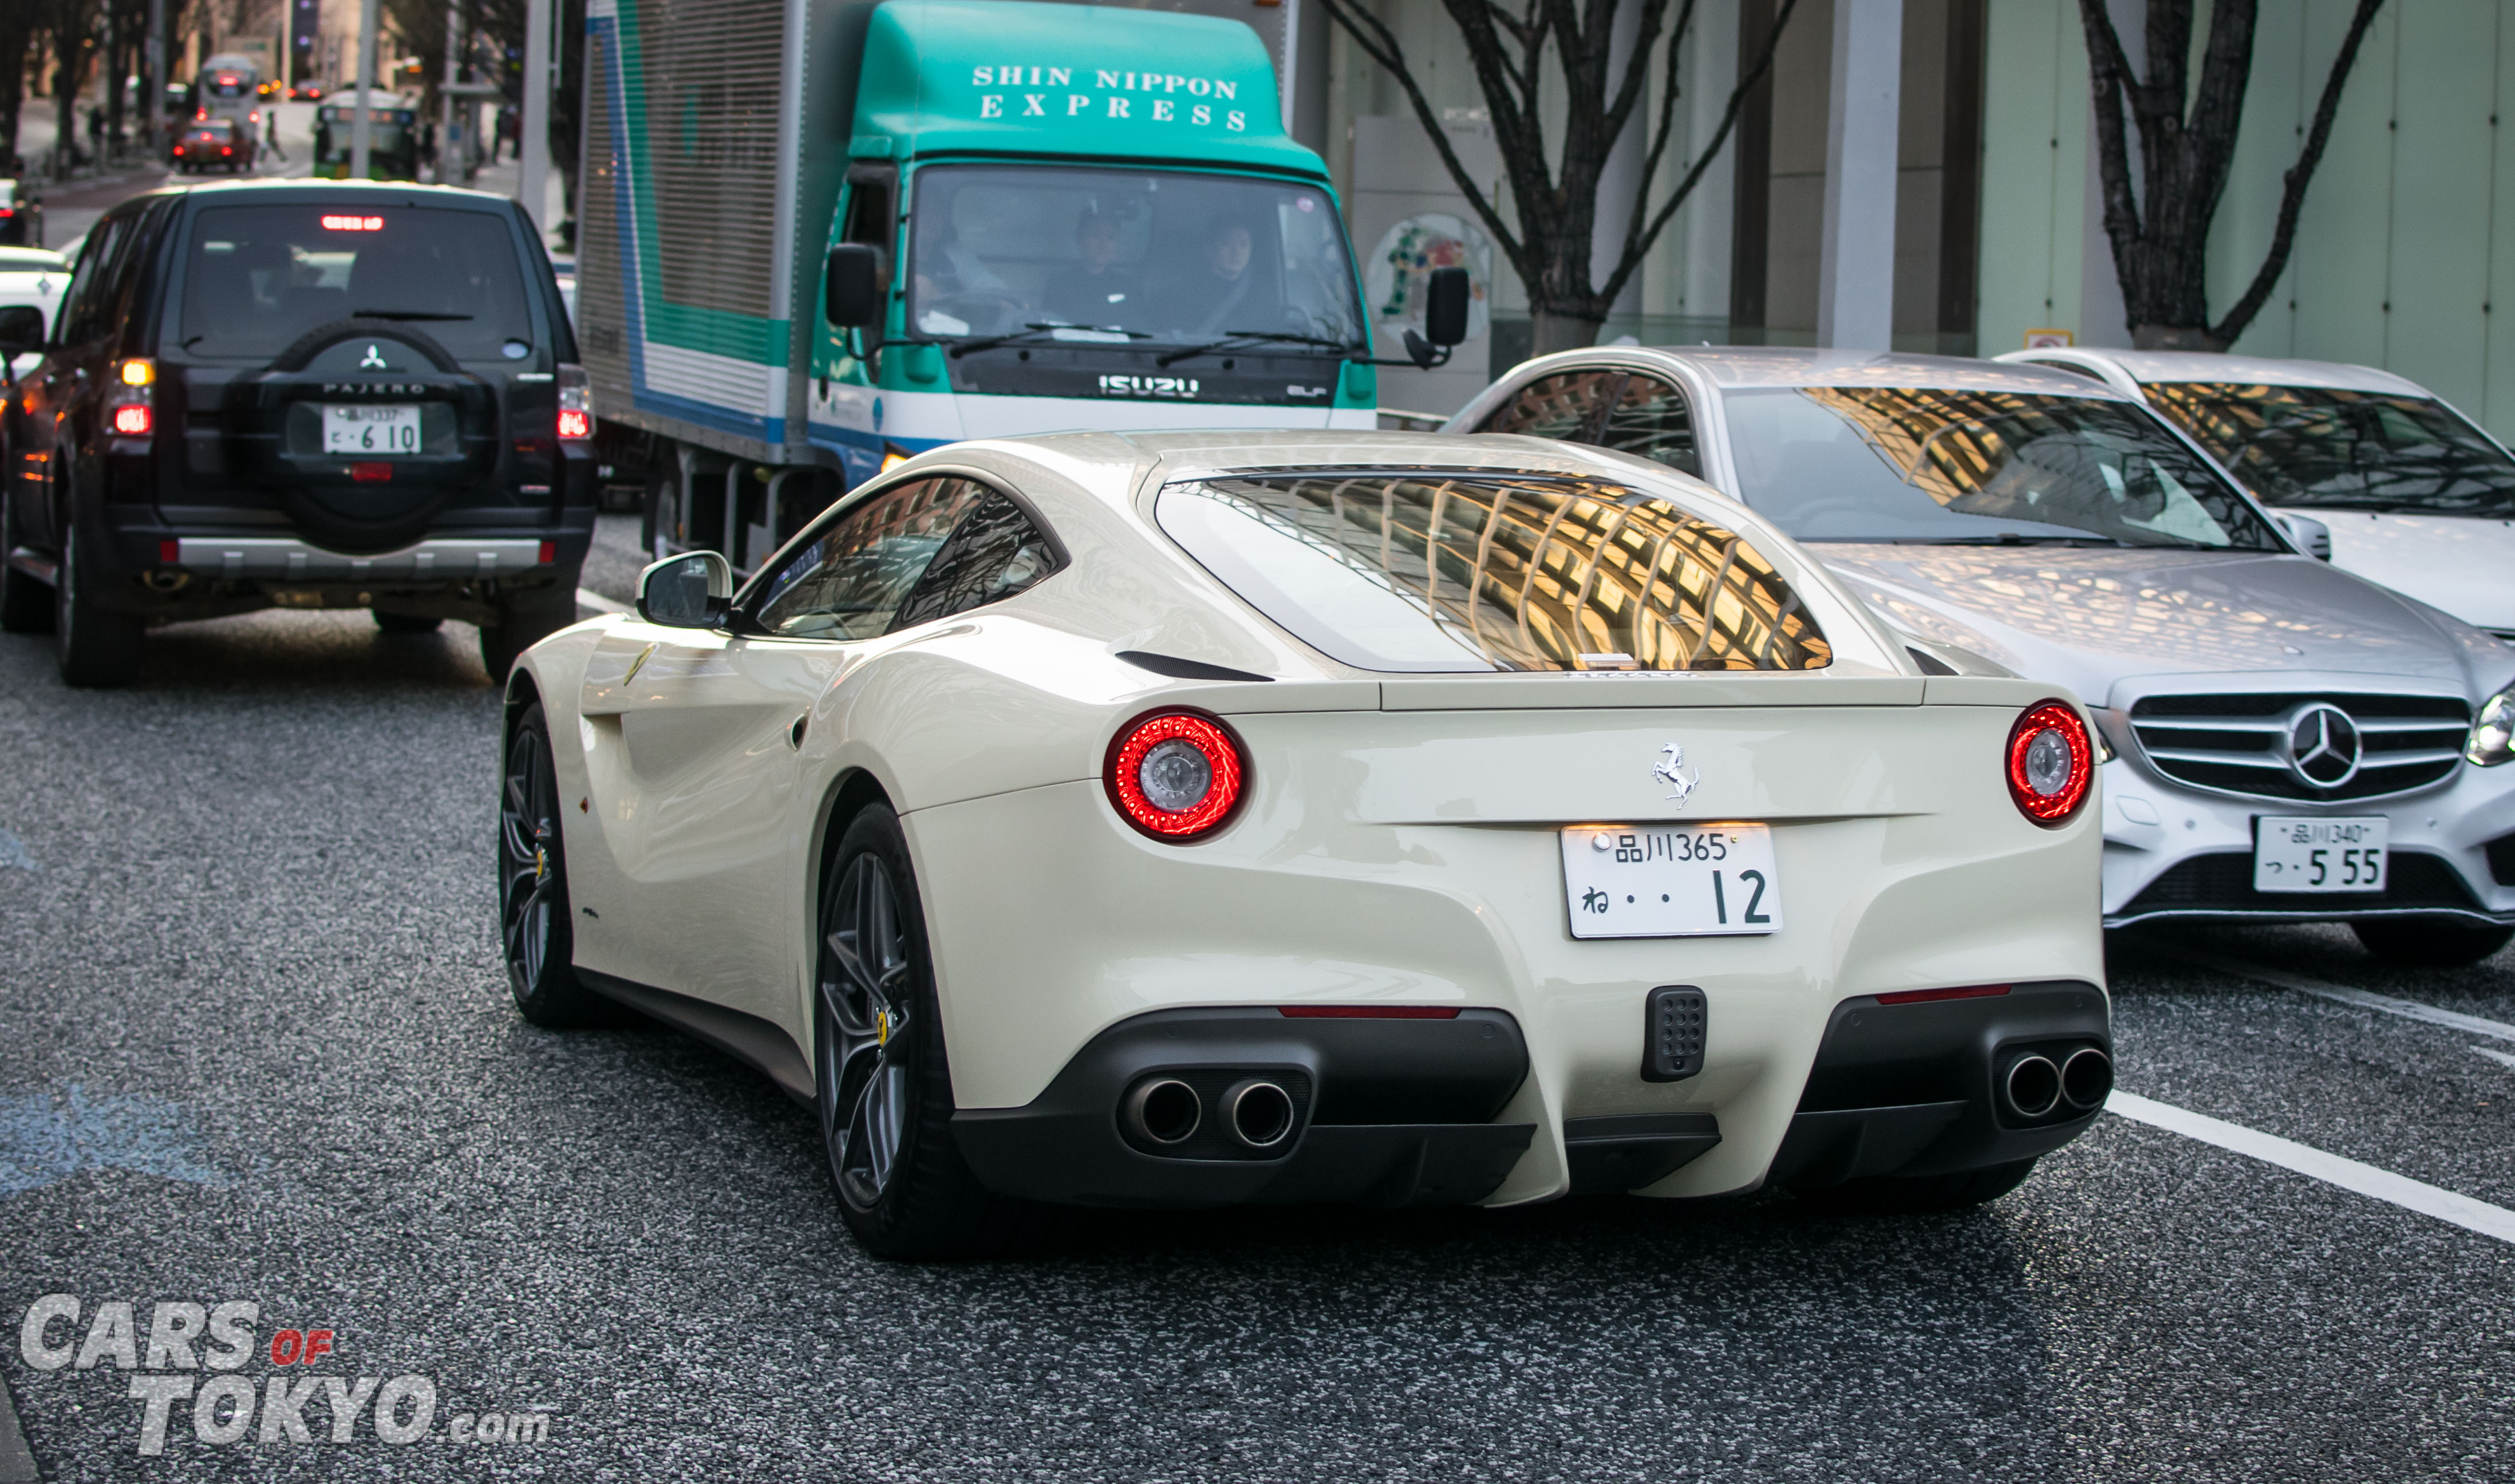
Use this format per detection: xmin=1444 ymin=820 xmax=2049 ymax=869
xmin=2473 ymin=1046 xmax=2515 ymax=1071
xmin=2109 ymin=1091 xmax=2515 ymax=1245
xmin=576 ymin=587 xmax=630 ymax=615
xmin=2184 ymin=949 xmax=2515 ymax=1044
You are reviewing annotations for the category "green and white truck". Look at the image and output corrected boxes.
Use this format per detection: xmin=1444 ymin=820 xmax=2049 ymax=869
xmin=578 ymin=0 xmax=1422 ymax=567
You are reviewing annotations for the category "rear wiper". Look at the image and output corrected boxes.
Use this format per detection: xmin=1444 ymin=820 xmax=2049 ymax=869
xmin=353 ymin=309 xmax=473 ymax=321
xmin=1157 ymin=330 xmax=1356 ymax=368
xmin=948 ymin=322 xmax=1150 ymax=358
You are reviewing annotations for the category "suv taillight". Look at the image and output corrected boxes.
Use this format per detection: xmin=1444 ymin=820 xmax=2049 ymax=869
xmin=2006 ymin=701 xmax=2094 ymax=826
xmin=105 ymin=359 xmax=155 ymax=440
xmin=1105 ymin=710 xmax=1246 ymax=841
xmin=556 ymin=363 xmax=592 ymax=441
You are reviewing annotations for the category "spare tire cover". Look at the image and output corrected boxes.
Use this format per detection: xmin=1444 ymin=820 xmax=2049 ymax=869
xmin=224 ymin=319 xmax=499 ymax=555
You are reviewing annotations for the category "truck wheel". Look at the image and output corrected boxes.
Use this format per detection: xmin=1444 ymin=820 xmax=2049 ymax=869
xmin=0 ymin=482 xmax=53 ymax=633
xmin=2353 ymin=918 xmax=2515 ymax=968
xmin=53 ymin=523 xmax=144 ymax=688
xmin=818 ymin=804 xmax=1052 ymax=1259
xmin=478 ymin=577 xmax=579 ymax=680
xmin=1791 ymin=1158 xmax=2038 ymax=1215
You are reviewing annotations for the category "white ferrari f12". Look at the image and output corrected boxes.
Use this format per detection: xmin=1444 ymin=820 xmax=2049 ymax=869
xmin=500 ymin=431 xmax=2110 ymax=1257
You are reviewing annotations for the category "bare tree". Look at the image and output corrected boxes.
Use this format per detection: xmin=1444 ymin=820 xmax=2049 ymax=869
xmin=1 ymin=7 xmax=34 ymax=171
xmin=2081 ymin=0 xmax=2386 ymax=350
xmin=1317 ymin=0 xmax=1798 ymax=355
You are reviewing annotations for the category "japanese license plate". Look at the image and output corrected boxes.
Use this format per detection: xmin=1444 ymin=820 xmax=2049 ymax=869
xmin=321 ymin=404 xmax=421 ymax=455
xmin=1562 ymin=824 xmax=1780 ymax=938
xmin=2253 ymin=815 xmax=2389 ymax=893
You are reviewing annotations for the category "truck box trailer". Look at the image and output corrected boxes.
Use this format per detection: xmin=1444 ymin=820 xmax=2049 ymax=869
xmin=576 ymin=0 xmax=1390 ymax=571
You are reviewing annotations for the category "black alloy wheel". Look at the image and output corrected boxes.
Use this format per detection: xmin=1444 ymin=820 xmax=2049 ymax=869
xmin=814 ymin=804 xmax=1047 ymax=1258
xmin=498 ymin=702 xmax=606 ymax=1025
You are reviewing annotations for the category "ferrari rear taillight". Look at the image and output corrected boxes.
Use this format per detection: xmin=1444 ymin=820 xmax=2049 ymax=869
xmin=2006 ymin=701 xmax=2093 ymax=826
xmin=1106 ymin=710 xmax=1245 ymax=840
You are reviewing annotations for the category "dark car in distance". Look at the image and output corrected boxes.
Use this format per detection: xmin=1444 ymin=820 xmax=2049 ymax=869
xmin=0 ymin=180 xmax=40 ymax=246
xmin=0 ymin=180 xmax=595 ymax=685
xmin=172 ymin=120 xmax=255 ymax=174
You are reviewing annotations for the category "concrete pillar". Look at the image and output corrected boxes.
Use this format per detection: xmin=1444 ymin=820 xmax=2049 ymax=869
xmin=1815 ymin=0 xmax=1901 ymax=350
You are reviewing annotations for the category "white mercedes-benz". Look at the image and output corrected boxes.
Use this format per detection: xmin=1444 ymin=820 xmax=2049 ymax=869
xmin=498 ymin=431 xmax=2109 ymax=1257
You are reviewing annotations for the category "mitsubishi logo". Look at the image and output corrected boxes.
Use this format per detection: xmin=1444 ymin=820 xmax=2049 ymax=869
xmin=1652 ymin=743 xmax=1700 ymax=806
xmin=358 ymin=344 xmax=388 ymax=369
xmin=2287 ymin=702 xmax=2362 ymax=788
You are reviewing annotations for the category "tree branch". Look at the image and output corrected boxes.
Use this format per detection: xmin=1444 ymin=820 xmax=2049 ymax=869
xmin=2075 ymin=0 xmax=2146 ymax=298
xmin=1597 ymin=0 xmax=1798 ymax=307
xmin=1315 ymin=0 xmax=1534 ymax=280
xmin=2211 ymin=0 xmax=2386 ymax=346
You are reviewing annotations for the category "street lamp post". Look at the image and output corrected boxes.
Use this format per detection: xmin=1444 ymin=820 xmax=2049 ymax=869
xmin=519 ymin=0 xmax=552 ymax=237
xmin=350 ymin=0 xmax=379 ymax=180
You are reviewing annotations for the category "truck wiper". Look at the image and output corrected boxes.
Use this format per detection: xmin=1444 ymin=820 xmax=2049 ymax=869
xmin=948 ymin=322 xmax=1150 ymax=358
xmin=354 ymin=309 xmax=474 ymax=321
xmin=1156 ymin=330 xmax=1356 ymax=368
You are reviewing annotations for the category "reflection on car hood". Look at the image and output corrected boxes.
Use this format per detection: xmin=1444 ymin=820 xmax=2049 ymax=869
xmin=1813 ymin=544 xmax=2509 ymax=704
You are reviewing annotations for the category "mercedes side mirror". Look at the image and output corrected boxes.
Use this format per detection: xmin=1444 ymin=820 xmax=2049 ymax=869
xmin=824 ymin=243 xmax=882 ymax=329
xmin=2272 ymin=510 xmax=2333 ymax=561
xmin=0 ymin=304 xmax=45 ymax=357
xmin=1401 ymin=266 xmax=1470 ymax=369
xmin=636 ymin=550 xmax=732 ymax=628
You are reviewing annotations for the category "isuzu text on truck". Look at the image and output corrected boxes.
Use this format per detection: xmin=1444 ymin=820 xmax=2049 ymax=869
xmin=576 ymin=0 xmax=1459 ymax=569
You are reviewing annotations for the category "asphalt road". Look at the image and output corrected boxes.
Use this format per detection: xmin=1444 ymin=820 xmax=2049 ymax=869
xmin=2 ymin=601 xmax=2513 ymax=1482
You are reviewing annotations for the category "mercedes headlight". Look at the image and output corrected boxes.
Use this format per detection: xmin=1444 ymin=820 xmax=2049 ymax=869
xmin=2469 ymin=688 xmax=2515 ymax=765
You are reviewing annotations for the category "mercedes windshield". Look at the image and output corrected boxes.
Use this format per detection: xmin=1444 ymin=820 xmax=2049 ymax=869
xmin=1721 ymin=386 xmax=2285 ymax=550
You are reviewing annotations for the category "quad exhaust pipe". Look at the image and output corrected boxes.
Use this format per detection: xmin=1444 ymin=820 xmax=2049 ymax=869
xmin=1222 ymin=1079 xmax=1296 ymax=1150
xmin=1120 ymin=1075 xmax=1299 ymax=1151
xmin=1122 ymin=1078 xmax=1202 ymax=1146
xmin=2001 ymin=1047 xmax=2112 ymax=1119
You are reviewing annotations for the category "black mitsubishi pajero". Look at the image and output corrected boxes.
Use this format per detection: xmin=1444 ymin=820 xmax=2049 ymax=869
xmin=0 ymin=180 xmax=593 ymax=685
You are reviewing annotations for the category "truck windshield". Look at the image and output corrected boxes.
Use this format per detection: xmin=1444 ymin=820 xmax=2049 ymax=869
xmin=2139 ymin=382 xmax=2515 ymax=518
xmin=907 ymin=164 xmax=1364 ymax=350
xmin=1722 ymin=386 xmax=2285 ymax=550
xmin=176 ymin=205 xmax=534 ymax=362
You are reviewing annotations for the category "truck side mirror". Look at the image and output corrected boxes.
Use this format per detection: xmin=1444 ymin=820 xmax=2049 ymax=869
xmin=824 ymin=243 xmax=882 ymax=329
xmin=635 ymin=550 xmax=732 ymax=628
xmin=1423 ymin=266 xmax=1469 ymax=348
xmin=0 ymin=305 xmax=44 ymax=356
xmin=1399 ymin=266 xmax=1471 ymax=369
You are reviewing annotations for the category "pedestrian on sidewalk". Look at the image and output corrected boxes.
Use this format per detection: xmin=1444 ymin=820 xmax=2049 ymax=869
xmin=266 ymin=107 xmax=287 ymax=161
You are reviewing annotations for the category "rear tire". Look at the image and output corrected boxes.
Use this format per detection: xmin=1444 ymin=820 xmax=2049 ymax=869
xmin=2353 ymin=918 xmax=2515 ymax=968
xmin=478 ymin=575 xmax=579 ymax=680
xmin=1791 ymin=1158 xmax=2038 ymax=1215
xmin=53 ymin=523 xmax=143 ymax=688
xmin=499 ymin=702 xmax=611 ymax=1026
xmin=816 ymin=804 xmax=1049 ymax=1259
xmin=373 ymin=610 xmax=443 ymax=634
xmin=0 ymin=481 xmax=53 ymax=634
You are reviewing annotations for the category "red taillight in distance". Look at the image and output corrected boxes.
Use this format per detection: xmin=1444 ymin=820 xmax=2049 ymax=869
xmin=556 ymin=364 xmax=593 ymax=442
xmin=2006 ymin=700 xmax=2094 ymax=825
xmin=1105 ymin=710 xmax=1246 ymax=840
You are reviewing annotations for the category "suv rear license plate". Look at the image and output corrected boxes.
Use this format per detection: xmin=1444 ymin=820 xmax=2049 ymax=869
xmin=322 ymin=404 xmax=421 ymax=455
xmin=1561 ymin=824 xmax=1779 ymax=938
xmin=2253 ymin=815 xmax=2388 ymax=893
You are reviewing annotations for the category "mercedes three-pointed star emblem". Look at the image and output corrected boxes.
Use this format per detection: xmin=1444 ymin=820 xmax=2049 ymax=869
xmin=2287 ymin=702 xmax=2362 ymax=788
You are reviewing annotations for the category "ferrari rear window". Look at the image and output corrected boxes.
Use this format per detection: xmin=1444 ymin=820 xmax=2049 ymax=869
xmin=1156 ymin=471 xmax=1831 ymax=672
